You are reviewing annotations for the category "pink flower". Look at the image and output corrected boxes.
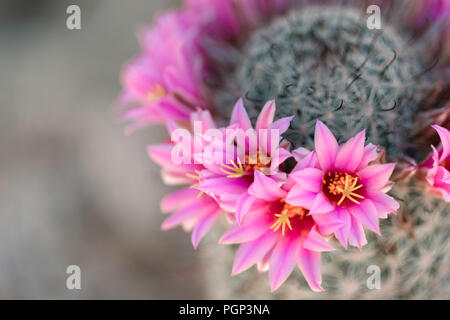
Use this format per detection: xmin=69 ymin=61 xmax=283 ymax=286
xmin=422 ymin=125 xmax=450 ymax=202
xmin=147 ymin=110 xmax=226 ymax=248
xmin=286 ymin=121 xmax=400 ymax=249
xmin=219 ymin=169 xmax=334 ymax=292
xmin=195 ymin=98 xmax=293 ymax=222
xmin=185 ymin=0 xmax=290 ymax=39
xmin=119 ymin=10 xmax=208 ymax=134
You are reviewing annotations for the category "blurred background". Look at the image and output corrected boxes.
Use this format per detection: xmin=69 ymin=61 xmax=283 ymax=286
xmin=0 ymin=0 xmax=210 ymax=298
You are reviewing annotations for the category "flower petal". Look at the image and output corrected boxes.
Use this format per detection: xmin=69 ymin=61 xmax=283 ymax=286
xmin=297 ymin=248 xmax=324 ymax=292
xmin=160 ymin=188 xmax=198 ymax=213
xmin=235 ymin=193 xmax=256 ymax=224
xmin=230 ymin=98 xmax=252 ymax=131
xmin=357 ymin=143 xmax=379 ymax=170
xmin=191 ymin=209 xmax=221 ymax=249
xmin=348 ymin=215 xmax=367 ymax=249
xmin=309 ymin=193 xmax=335 ymax=215
xmin=270 ymin=116 xmax=294 ymax=134
xmin=285 ymin=186 xmax=317 ymax=209
xmin=334 ymin=207 xmax=351 ymax=248
xmin=303 ymin=226 xmax=335 ymax=252
xmin=312 ymin=209 xmax=344 ymax=235
xmin=314 ymin=120 xmax=338 ymax=171
xmin=358 ymin=163 xmax=396 ymax=191
xmin=432 ymin=125 xmax=450 ymax=161
xmin=248 ymin=171 xmax=287 ymax=201
xmin=369 ymin=191 xmax=399 ymax=218
xmin=161 ymin=199 xmax=217 ymax=230
xmin=256 ymin=100 xmax=276 ymax=130
xmin=348 ymin=199 xmax=380 ymax=234
xmin=232 ymin=231 xmax=278 ymax=275
xmin=335 ymin=130 xmax=366 ymax=172
xmin=269 ymin=235 xmax=301 ymax=292
xmin=290 ymin=168 xmax=323 ymax=192
xmin=219 ymin=211 xmax=271 ymax=244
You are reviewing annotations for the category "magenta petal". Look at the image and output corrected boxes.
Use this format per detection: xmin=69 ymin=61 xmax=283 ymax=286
xmin=270 ymin=116 xmax=294 ymax=134
xmin=232 ymin=231 xmax=278 ymax=275
xmin=248 ymin=171 xmax=287 ymax=201
xmin=256 ymin=100 xmax=276 ymax=130
xmin=160 ymin=188 xmax=198 ymax=212
xmin=147 ymin=144 xmax=174 ymax=168
xmin=190 ymin=110 xmax=216 ymax=131
xmin=191 ymin=209 xmax=221 ymax=249
xmin=235 ymin=193 xmax=256 ymax=224
xmin=348 ymin=199 xmax=380 ymax=234
xmin=269 ymin=236 xmax=301 ymax=292
xmin=270 ymin=147 xmax=292 ymax=170
xmin=309 ymin=193 xmax=335 ymax=214
xmin=303 ymin=226 xmax=335 ymax=252
xmin=312 ymin=209 xmax=344 ymax=235
xmin=314 ymin=120 xmax=338 ymax=171
xmin=297 ymin=248 xmax=324 ymax=292
xmin=369 ymin=191 xmax=400 ymax=218
xmin=219 ymin=216 xmax=271 ymax=245
xmin=230 ymin=98 xmax=252 ymax=131
xmin=161 ymin=199 xmax=217 ymax=230
xmin=358 ymin=163 xmax=396 ymax=191
xmin=334 ymin=207 xmax=351 ymax=248
xmin=357 ymin=143 xmax=379 ymax=170
xmin=335 ymin=130 xmax=365 ymax=172
xmin=290 ymin=168 xmax=323 ymax=192
xmin=197 ymin=176 xmax=249 ymax=195
xmin=348 ymin=215 xmax=367 ymax=249
xmin=432 ymin=125 xmax=450 ymax=161
xmin=285 ymin=186 xmax=317 ymax=209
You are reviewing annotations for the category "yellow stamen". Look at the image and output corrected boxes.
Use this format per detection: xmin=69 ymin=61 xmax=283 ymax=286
xmin=220 ymin=151 xmax=272 ymax=178
xmin=270 ymin=213 xmax=293 ymax=236
xmin=220 ymin=158 xmax=245 ymax=178
xmin=325 ymin=173 xmax=365 ymax=206
xmin=270 ymin=202 xmax=307 ymax=236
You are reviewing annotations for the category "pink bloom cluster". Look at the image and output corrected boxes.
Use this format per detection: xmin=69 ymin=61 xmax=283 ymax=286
xmin=118 ymin=0 xmax=290 ymax=134
xmin=120 ymin=0 xmax=450 ymax=292
xmin=149 ymin=99 xmax=400 ymax=292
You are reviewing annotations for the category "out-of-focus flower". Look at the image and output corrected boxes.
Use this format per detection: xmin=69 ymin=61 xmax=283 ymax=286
xmin=195 ymin=99 xmax=293 ymax=222
xmin=219 ymin=169 xmax=334 ymax=292
xmin=148 ymin=110 xmax=226 ymax=248
xmin=119 ymin=11 xmax=209 ymax=134
xmin=286 ymin=121 xmax=399 ymax=249
xmin=184 ymin=0 xmax=290 ymax=39
xmin=422 ymin=125 xmax=450 ymax=202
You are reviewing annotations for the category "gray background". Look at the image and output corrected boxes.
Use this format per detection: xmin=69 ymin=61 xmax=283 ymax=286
xmin=0 ymin=0 xmax=208 ymax=298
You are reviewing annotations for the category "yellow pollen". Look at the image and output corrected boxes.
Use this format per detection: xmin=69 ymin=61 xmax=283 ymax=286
xmin=220 ymin=158 xmax=246 ymax=178
xmin=323 ymin=172 xmax=364 ymax=206
xmin=220 ymin=151 xmax=271 ymax=178
xmin=147 ymin=83 xmax=166 ymax=101
xmin=270 ymin=202 xmax=306 ymax=237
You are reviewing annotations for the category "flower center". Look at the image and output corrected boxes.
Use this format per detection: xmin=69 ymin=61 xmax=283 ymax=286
xmin=322 ymin=171 xmax=364 ymax=207
xmin=270 ymin=201 xmax=307 ymax=237
xmin=220 ymin=151 xmax=271 ymax=178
